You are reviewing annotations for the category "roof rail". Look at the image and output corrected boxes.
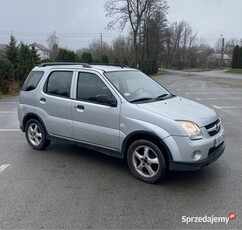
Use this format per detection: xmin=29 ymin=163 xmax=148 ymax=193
xmin=91 ymin=63 xmax=128 ymax=68
xmin=38 ymin=62 xmax=92 ymax=68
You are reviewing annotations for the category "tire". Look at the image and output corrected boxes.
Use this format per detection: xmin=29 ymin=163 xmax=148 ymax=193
xmin=25 ymin=119 xmax=51 ymax=150
xmin=127 ymin=139 xmax=167 ymax=183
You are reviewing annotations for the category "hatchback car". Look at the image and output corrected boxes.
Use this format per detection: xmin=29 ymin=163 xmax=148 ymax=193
xmin=18 ymin=63 xmax=225 ymax=183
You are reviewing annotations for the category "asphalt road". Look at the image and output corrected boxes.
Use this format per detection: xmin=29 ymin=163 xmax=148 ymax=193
xmin=0 ymin=73 xmax=241 ymax=229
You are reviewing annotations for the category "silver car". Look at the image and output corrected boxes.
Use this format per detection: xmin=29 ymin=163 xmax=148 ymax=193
xmin=18 ymin=63 xmax=225 ymax=183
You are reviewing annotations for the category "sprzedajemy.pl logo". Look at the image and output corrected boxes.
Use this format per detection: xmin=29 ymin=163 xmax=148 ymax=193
xmin=182 ymin=212 xmax=237 ymax=225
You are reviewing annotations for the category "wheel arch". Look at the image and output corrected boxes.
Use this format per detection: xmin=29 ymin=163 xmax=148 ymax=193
xmin=22 ymin=113 xmax=48 ymax=135
xmin=122 ymin=131 xmax=173 ymax=163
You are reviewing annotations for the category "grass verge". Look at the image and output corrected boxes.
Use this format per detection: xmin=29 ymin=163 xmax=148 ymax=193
xmin=0 ymin=92 xmax=19 ymax=99
xmin=226 ymin=69 xmax=242 ymax=74
xmin=151 ymin=71 xmax=166 ymax=77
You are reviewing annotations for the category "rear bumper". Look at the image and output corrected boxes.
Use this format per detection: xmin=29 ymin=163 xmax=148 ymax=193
xmin=169 ymin=142 xmax=225 ymax=171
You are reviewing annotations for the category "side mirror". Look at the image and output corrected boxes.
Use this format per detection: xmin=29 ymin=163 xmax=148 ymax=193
xmin=96 ymin=94 xmax=117 ymax=107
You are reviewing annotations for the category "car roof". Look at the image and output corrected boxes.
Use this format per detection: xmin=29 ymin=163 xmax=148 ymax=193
xmin=34 ymin=62 xmax=135 ymax=73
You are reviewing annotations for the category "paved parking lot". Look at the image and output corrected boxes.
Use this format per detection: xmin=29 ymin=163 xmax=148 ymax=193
xmin=0 ymin=73 xmax=241 ymax=229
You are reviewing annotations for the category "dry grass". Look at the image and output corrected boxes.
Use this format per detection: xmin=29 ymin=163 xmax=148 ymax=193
xmin=0 ymin=81 xmax=20 ymax=99
xmin=182 ymin=68 xmax=210 ymax=72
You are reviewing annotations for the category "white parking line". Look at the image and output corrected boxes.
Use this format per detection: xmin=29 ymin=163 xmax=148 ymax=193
xmin=0 ymin=111 xmax=17 ymax=114
xmin=0 ymin=129 xmax=20 ymax=132
xmin=213 ymin=106 xmax=242 ymax=109
xmin=186 ymin=92 xmax=242 ymax=95
xmin=0 ymin=164 xmax=10 ymax=173
xmin=186 ymin=93 xmax=219 ymax=95
xmin=197 ymin=98 xmax=242 ymax=100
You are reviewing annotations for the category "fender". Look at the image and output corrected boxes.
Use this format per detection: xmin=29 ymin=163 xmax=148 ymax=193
xmin=121 ymin=131 xmax=173 ymax=161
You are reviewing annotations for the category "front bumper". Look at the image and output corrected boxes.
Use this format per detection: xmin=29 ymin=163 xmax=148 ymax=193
xmin=169 ymin=141 xmax=225 ymax=171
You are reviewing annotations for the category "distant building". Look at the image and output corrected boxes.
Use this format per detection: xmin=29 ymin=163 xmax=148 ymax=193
xmin=29 ymin=43 xmax=50 ymax=60
xmin=209 ymin=53 xmax=232 ymax=66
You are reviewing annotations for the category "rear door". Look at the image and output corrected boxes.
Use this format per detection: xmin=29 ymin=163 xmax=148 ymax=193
xmin=72 ymin=71 xmax=121 ymax=150
xmin=38 ymin=70 xmax=74 ymax=138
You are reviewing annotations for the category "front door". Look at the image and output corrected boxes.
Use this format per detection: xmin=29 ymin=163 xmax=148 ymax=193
xmin=72 ymin=71 xmax=120 ymax=150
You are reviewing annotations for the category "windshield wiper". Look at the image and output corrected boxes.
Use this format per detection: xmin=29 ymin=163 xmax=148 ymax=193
xmin=130 ymin=97 xmax=154 ymax=103
xmin=156 ymin=93 xmax=175 ymax=100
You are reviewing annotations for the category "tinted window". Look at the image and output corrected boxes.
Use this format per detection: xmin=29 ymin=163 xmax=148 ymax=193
xmin=45 ymin=71 xmax=73 ymax=98
xmin=77 ymin=72 xmax=113 ymax=103
xmin=22 ymin=71 xmax=44 ymax=91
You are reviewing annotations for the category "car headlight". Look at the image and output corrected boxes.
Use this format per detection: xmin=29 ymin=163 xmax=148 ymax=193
xmin=178 ymin=121 xmax=203 ymax=140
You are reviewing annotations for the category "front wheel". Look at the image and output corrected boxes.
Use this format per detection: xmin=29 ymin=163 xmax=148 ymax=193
xmin=25 ymin=119 xmax=51 ymax=150
xmin=127 ymin=140 xmax=167 ymax=183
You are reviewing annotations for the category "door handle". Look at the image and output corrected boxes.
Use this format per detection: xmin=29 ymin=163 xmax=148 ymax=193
xmin=75 ymin=105 xmax=85 ymax=111
xmin=77 ymin=105 xmax=84 ymax=110
xmin=40 ymin=98 xmax=46 ymax=104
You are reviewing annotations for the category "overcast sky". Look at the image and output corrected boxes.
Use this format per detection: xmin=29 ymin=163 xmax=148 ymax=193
xmin=0 ymin=0 xmax=241 ymax=50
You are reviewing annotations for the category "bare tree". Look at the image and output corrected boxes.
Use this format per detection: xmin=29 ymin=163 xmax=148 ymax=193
xmin=139 ymin=3 xmax=168 ymax=63
xmin=162 ymin=21 xmax=197 ymax=69
xmin=88 ymin=39 xmax=111 ymax=62
xmin=104 ymin=0 xmax=167 ymax=66
xmin=47 ymin=31 xmax=59 ymax=59
xmin=112 ymin=36 xmax=133 ymax=64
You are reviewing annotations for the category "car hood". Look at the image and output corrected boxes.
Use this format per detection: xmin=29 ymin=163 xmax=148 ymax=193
xmin=137 ymin=96 xmax=218 ymax=127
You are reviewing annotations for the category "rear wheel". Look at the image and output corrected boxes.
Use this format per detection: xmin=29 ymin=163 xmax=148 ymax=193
xmin=127 ymin=140 xmax=167 ymax=183
xmin=25 ymin=119 xmax=51 ymax=150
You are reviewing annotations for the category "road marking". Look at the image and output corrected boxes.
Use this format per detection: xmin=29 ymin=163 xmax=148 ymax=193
xmin=186 ymin=93 xmax=218 ymax=95
xmin=185 ymin=92 xmax=242 ymax=95
xmin=213 ymin=106 xmax=242 ymax=109
xmin=196 ymin=98 xmax=242 ymax=100
xmin=0 ymin=111 xmax=17 ymax=114
xmin=0 ymin=129 xmax=20 ymax=132
xmin=0 ymin=164 xmax=10 ymax=173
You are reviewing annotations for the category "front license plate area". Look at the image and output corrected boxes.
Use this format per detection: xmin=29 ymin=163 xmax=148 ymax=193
xmin=214 ymin=134 xmax=225 ymax=148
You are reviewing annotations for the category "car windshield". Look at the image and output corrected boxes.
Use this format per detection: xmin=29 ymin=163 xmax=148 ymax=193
xmin=105 ymin=70 xmax=171 ymax=103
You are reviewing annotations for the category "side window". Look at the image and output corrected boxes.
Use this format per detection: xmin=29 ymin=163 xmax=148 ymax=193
xmin=22 ymin=71 xmax=44 ymax=91
xmin=77 ymin=72 xmax=113 ymax=104
xmin=45 ymin=71 xmax=73 ymax=98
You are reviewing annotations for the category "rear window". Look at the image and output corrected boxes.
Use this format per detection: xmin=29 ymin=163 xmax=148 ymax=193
xmin=45 ymin=71 xmax=73 ymax=98
xmin=22 ymin=71 xmax=44 ymax=91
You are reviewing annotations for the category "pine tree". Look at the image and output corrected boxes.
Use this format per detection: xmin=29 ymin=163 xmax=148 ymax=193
xmin=101 ymin=54 xmax=109 ymax=63
xmin=122 ymin=57 xmax=128 ymax=66
xmin=30 ymin=46 xmax=40 ymax=65
xmin=238 ymin=46 xmax=242 ymax=69
xmin=113 ymin=57 xmax=120 ymax=64
xmin=5 ymin=35 xmax=19 ymax=79
xmin=55 ymin=48 xmax=78 ymax=62
xmin=17 ymin=43 xmax=34 ymax=83
xmin=0 ymin=58 xmax=15 ymax=94
xmin=231 ymin=45 xmax=239 ymax=68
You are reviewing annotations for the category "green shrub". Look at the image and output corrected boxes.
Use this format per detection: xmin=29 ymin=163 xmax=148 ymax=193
xmin=0 ymin=58 xmax=15 ymax=94
xmin=139 ymin=60 xmax=158 ymax=75
xmin=81 ymin=52 xmax=93 ymax=63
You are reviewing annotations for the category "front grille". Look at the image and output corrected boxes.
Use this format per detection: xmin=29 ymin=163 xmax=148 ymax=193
xmin=205 ymin=119 xmax=221 ymax=136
